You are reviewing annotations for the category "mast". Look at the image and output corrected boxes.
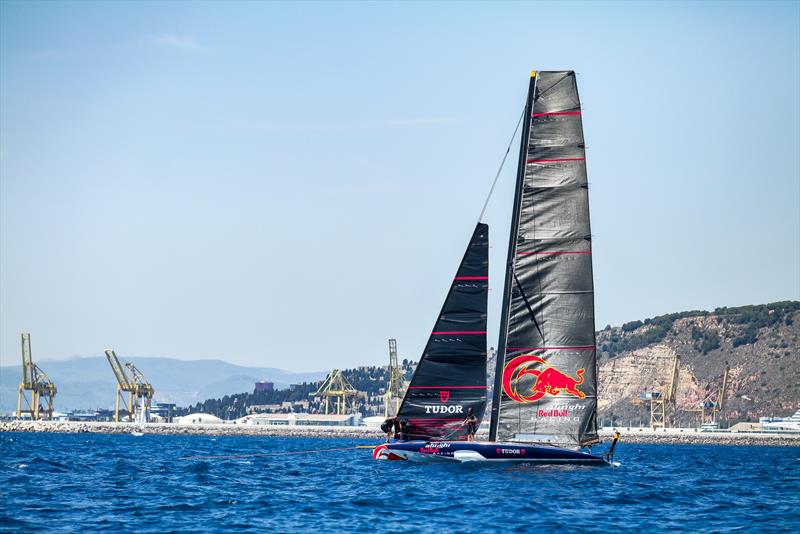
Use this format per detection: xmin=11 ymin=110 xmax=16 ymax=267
xmin=492 ymin=71 xmax=599 ymax=448
xmin=489 ymin=73 xmax=537 ymax=441
xmin=396 ymin=223 xmax=489 ymax=441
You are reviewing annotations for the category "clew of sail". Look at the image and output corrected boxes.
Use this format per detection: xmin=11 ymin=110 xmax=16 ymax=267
xmin=490 ymin=71 xmax=599 ymax=449
xmin=396 ymin=223 xmax=489 ymax=441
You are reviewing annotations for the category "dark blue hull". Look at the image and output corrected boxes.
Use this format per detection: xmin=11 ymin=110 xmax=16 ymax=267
xmin=373 ymin=440 xmax=609 ymax=465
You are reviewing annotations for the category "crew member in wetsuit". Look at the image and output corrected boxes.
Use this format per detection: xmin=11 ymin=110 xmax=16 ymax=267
xmin=463 ymin=408 xmax=478 ymax=442
xmin=380 ymin=416 xmax=397 ymax=442
xmin=397 ymin=418 xmax=411 ymax=441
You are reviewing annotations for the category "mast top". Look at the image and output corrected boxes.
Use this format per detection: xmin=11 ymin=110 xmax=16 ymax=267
xmin=530 ymin=70 xmax=537 ymax=77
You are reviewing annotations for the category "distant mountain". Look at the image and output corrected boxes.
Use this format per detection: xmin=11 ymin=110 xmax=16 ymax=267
xmin=0 ymin=356 xmax=326 ymax=413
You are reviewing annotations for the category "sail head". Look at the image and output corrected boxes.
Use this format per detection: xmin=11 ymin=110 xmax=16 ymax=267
xmin=397 ymin=223 xmax=489 ymax=441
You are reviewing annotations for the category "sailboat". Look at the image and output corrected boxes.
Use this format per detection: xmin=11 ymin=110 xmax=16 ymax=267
xmin=374 ymin=71 xmax=619 ymax=464
xmin=131 ymin=396 xmax=146 ymax=437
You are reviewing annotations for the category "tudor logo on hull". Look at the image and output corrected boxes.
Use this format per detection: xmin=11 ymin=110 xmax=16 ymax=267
xmin=502 ymin=354 xmax=586 ymax=403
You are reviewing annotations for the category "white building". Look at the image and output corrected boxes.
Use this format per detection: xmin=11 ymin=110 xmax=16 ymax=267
xmin=246 ymin=413 xmax=361 ymax=427
xmin=174 ymin=413 xmax=224 ymax=425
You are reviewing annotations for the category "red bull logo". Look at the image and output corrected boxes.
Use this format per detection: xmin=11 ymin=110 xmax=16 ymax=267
xmin=502 ymin=354 xmax=586 ymax=403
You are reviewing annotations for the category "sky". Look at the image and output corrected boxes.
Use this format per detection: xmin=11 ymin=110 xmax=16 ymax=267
xmin=1 ymin=1 xmax=798 ymax=371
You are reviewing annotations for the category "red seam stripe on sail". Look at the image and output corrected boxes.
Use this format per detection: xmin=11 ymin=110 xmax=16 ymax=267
xmin=532 ymin=111 xmax=581 ymax=117
xmin=454 ymin=276 xmax=489 ymax=280
xmin=517 ymin=251 xmax=591 ymax=255
xmin=408 ymin=385 xmax=487 ymax=389
xmin=506 ymin=345 xmax=596 ymax=350
xmin=526 ymin=157 xmax=585 ymax=163
xmin=408 ymin=418 xmax=465 ymax=421
xmin=431 ymin=331 xmax=486 ymax=335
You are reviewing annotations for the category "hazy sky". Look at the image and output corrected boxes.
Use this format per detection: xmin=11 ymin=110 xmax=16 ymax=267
xmin=1 ymin=1 xmax=798 ymax=371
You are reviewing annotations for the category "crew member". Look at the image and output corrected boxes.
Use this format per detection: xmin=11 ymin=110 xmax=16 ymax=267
xmin=397 ymin=418 xmax=411 ymax=441
xmin=463 ymin=408 xmax=478 ymax=441
xmin=380 ymin=416 xmax=396 ymax=442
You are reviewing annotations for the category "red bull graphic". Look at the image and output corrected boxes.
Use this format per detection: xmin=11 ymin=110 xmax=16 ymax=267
xmin=502 ymin=354 xmax=586 ymax=403
xmin=373 ymin=444 xmax=404 ymax=461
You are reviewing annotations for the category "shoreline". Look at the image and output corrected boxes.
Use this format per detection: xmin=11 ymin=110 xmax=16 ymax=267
xmin=1 ymin=420 xmax=798 ymax=446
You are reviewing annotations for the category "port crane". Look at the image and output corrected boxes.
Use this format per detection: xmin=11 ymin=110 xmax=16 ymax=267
xmin=311 ymin=369 xmax=358 ymax=415
xmin=686 ymin=363 xmax=730 ymax=426
xmin=17 ymin=333 xmax=57 ymax=420
xmin=638 ymin=353 xmax=680 ymax=429
xmin=104 ymin=349 xmax=154 ymax=422
xmin=384 ymin=338 xmax=405 ymax=417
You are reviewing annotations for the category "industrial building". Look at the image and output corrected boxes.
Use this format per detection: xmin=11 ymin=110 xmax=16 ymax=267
xmin=246 ymin=413 xmax=361 ymax=426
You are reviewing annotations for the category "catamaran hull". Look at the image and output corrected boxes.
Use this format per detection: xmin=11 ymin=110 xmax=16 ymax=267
xmin=373 ymin=441 xmax=608 ymax=465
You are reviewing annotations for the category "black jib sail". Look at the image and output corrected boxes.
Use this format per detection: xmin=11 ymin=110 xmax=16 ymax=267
xmin=396 ymin=223 xmax=489 ymax=441
xmin=490 ymin=71 xmax=599 ymax=449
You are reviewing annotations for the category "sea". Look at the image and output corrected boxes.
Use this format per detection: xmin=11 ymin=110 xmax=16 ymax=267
xmin=1 ymin=433 xmax=798 ymax=533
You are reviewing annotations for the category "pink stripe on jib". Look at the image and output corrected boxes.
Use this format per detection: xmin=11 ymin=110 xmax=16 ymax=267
xmin=408 ymin=385 xmax=487 ymax=389
xmin=432 ymin=331 xmax=486 ymax=335
xmin=506 ymin=345 xmax=596 ymax=351
xmin=454 ymin=276 xmax=488 ymax=280
xmin=517 ymin=251 xmax=591 ymax=255
xmin=408 ymin=418 xmax=464 ymax=421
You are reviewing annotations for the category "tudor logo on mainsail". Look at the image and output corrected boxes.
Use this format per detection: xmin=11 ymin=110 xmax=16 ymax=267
xmin=439 ymin=390 xmax=450 ymax=403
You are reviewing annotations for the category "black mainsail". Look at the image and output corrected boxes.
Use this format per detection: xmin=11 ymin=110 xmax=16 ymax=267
xmin=489 ymin=71 xmax=599 ymax=449
xmin=397 ymin=223 xmax=489 ymax=441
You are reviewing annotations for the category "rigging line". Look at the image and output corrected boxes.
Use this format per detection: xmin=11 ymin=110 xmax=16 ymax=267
xmin=477 ymin=105 xmax=526 ymax=222
xmin=512 ymin=272 xmax=545 ymax=342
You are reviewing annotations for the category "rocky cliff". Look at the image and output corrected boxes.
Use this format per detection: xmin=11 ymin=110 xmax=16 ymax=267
xmin=596 ymin=301 xmax=799 ymax=426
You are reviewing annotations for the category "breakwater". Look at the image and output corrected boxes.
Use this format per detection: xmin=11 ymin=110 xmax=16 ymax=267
xmin=0 ymin=420 xmax=382 ymax=439
xmin=2 ymin=420 xmax=798 ymax=446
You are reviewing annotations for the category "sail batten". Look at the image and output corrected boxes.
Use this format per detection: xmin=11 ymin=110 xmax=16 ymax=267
xmin=396 ymin=223 xmax=489 ymax=441
xmin=491 ymin=71 xmax=599 ymax=448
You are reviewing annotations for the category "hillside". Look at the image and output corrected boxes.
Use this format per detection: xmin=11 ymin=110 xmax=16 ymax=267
xmin=172 ymin=302 xmax=800 ymax=426
xmin=3 ymin=302 xmax=797 ymax=425
xmin=178 ymin=363 xmax=417 ymax=419
xmin=0 ymin=357 xmax=326 ymax=413
xmin=597 ymin=301 xmax=800 ymax=425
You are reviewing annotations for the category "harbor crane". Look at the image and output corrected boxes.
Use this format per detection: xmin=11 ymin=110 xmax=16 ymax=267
xmin=638 ymin=353 xmax=680 ymax=429
xmin=686 ymin=362 xmax=730 ymax=426
xmin=17 ymin=333 xmax=57 ymax=420
xmin=384 ymin=338 xmax=405 ymax=417
xmin=104 ymin=349 xmax=154 ymax=422
xmin=311 ymin=369 xmax=358 ymax=415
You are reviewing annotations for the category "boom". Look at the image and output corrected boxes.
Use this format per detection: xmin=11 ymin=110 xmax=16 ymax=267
xmin=105 ymin=350 xmax=132 ymax=390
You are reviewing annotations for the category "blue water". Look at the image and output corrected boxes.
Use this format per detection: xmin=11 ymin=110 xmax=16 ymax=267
xmin=1 ymin=433 xmax=798 ymax=532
